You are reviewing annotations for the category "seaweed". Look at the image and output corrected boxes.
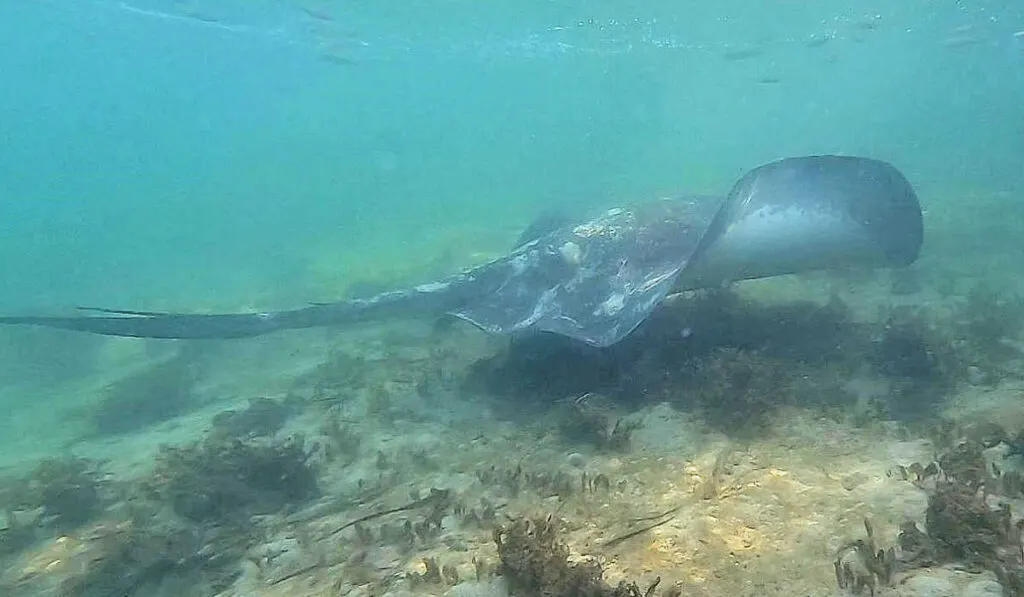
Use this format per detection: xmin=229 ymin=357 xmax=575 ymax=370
xmin=957 ymin=284 xmax=1024 ymax=361
xmin=874 ymin=312 xmax=944 ymax=380
xmin=924 ymin=479 xmax=1013 ymax=568
xmin=324 ymin=487 xmax=451 ymax=539
xmin=833 ymin=519 xmax=896 ymax=596
xmin=0 ymin=512 xmax=36 ymax=556
xmin=406 ymin=556 xmax=461 ymax=588
xmin=677 ymin=348 xmax=793 ymax=433
xmin=476 ymin=462 xmax=614 ymax=501
xmin=0 ymin=510 xmax=241 ymax=597
xmin=365 ymin=381 xmax=394 ymax=417
xmin=7 ymin=456 xmax=108 ymax=533
xmin=473 ymin=556 xmax=498 ymax=581
xmin=452 ymin=495 xmax=507 ymax=531
xmin=696 ymin=449 xmax=731 ymax=500
xmin=65 ymin=520 xmax=201 ymax=597
xmin=494 ymin=516 xmax=608 ymax=597
xmin=891 ymin=461 xmax=941 ymax=489
xmin=871 ymin=307 xmax=965 ymax=419
xmin=671 ymin=291 xmax=863 ymax=367
xmin=894 ymin=475 xmax=1024 ymax=595
xmin=145 ymin=433 xmax=318 ymax=525
xmin=882 ymin=441 xmax=1024 ymax=597
xmin=896 ymin=520 xmax=938 ymax=568
xmin=494 ymin=515 xmax=668 ymax=597
xmin=937 ymin=440 xmax=989 ymax=489
xmin=317 ymin=410 xmax=362 ymax=465
xmin=557 ymin=394 xmax=640 ymax=452
xmin=305 ymin=349 xmax=368 ymax=403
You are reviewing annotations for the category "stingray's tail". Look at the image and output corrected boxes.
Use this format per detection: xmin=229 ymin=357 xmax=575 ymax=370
xmin=0 ymin=308 xmax=309 ymax=339
xmin=0 ymin=279 xmax=472 ymax=339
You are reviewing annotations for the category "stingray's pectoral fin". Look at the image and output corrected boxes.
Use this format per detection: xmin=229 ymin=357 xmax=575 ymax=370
xmin=676 ymin=155 xmax=924 ymax=289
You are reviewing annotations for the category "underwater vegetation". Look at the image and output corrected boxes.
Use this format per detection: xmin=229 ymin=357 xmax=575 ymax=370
xmin=0 ymin=280 xmax=1019 ymax=596
xmin=0 ymin=516 xmax=210 ymax=597
xmin=21 ymin=457 xmax=107 ymax=532
xmin=0 ymin=397 xmax=321 ymax=597
xmin=475 ymin=461 xmax=614 ymax=501
xmin=299 ymin=330 xmax=468 ymax=424
xmin=144 ymin=431 xmax=318 ymax=524
xmin=467 ymin=290 xmax=864 ymax=408
xmin=840 ymin=436 xmax=1024 ymax=597
xmin=143 ymin=395 xmax=313 ymax=528
xmin=316 ymin=408 xmax=364 ymax=465
xmin=871 ymin=306 xmax=967 ymax=420
xmin=304 ymin=348 xmax=369 ymax=404
xmin=954 ymin=284 xmax=1024 ymax=367
xmin=673 ymin=348 xmax=801 ymax=433
xmin=556 ymin=393 xmax=641 ymax=452
xmin=468 ymin=291 xmax=867 ymax=435
xmin=833 ymin=519 xmax=896 ymax=596
xmin=494 ymin=515 xmax=677 ymax=597
xmin=469 ymin=284 xmax=1024 ymax=436
xmin=873 ymin=307 xmax=959 ymax=382
xmin=0 ymin=456 xmax=110 ymax=558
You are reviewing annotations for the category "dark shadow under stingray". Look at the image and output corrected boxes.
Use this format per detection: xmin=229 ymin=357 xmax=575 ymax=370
xmin=468 ymin=284 xmax=1008 ymax=433
xmin=464 ymin=289 xmax=868 ymax=407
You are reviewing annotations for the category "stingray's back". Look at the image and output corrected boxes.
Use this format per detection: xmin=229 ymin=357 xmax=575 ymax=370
xmin=451 ymin=196 xmax=722 ymax=347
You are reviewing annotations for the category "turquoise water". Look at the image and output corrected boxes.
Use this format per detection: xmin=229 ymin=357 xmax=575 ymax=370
xmin=2 ymin=1 xmax=1021 ymax=313
xmin=0 ymin=2 xmax=1023 ymax=595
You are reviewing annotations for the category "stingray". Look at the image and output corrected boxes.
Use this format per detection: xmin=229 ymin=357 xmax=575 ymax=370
xmin=0 ymin=155 xmax=922 ymax=347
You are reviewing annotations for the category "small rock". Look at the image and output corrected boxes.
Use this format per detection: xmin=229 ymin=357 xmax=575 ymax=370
xmin=899 ymin=573 xmax=954 ymax=597
xmin=841 ymin=472 xmax=870 ymax=491
xmin=966 ymin=366 xmax=987 ymax=386
xmin=4 ymin=508 xmax=42 ymax=529
xmin=961 ymin=579 xmax=1003 ymax=597
xmin=890 ymin=268 xmax=923 ymax=295
xmin=443 ymin=535 xmax=469 ymax=551
xmin=566 ymin=452 xmax=587 ymax=469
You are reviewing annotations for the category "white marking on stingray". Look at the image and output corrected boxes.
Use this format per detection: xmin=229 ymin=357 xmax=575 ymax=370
xmin=559 ymin=241 xmax=582 ymax=266
xmin=547 ymin=314 xmax=581 ymax=329
xmin=637 ymin=267 xmax=681 ymax=292
xmin=595 ymin=292 xmax=626 ymax=316
xmin=515 ymin=288 xmax=560 ymax=328
xmin=573 ymin=222 xmax=604 ymax=237
xmin=510 ymin=252 xmax=532 ymax=274
xmin=415 ymin=281 xmax=450 ymax=293
xmin=638 ymin=289 xmax=666 ymax=313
